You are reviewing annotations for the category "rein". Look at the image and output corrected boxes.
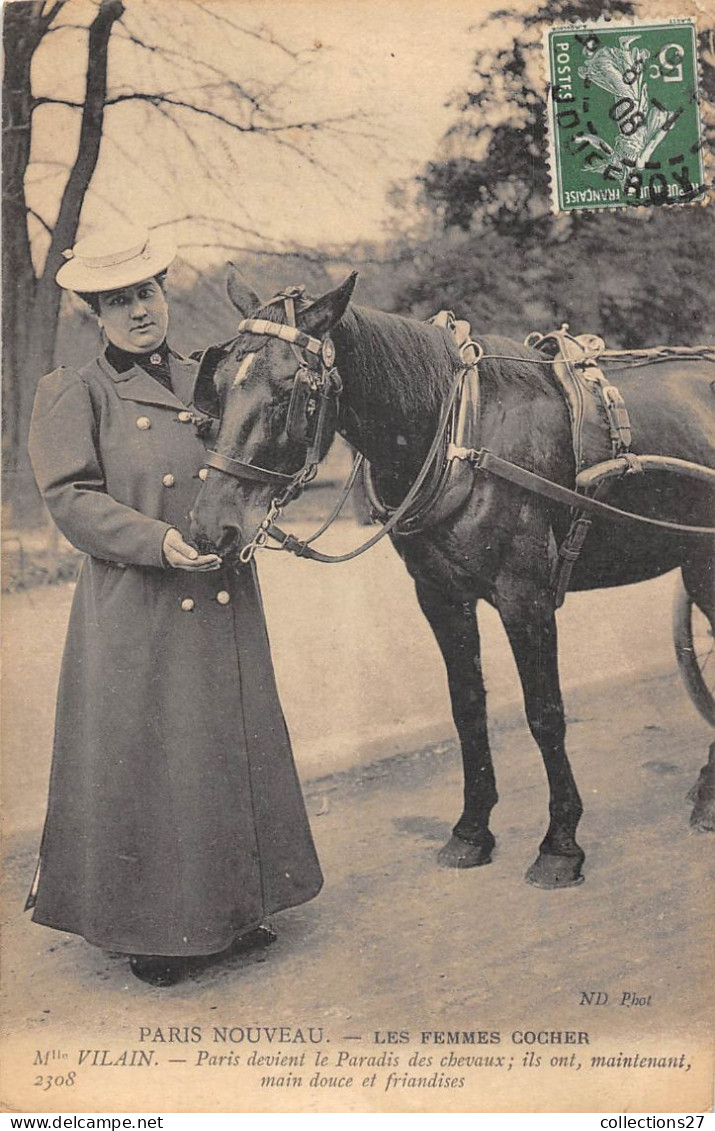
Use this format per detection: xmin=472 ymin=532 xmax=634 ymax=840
xmin=269 ymin=350 xmax=479 ymax=563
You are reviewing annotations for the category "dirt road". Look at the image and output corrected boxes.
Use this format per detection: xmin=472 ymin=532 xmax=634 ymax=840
xmin=2 ymin=662 xmax=712 ymax=1113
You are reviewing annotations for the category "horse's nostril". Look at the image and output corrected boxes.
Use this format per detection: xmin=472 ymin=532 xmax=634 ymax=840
xmin=195 ymin=535 xmax=219 ymax=556
xmin=216 ymin=523 xmax=242 ymax=557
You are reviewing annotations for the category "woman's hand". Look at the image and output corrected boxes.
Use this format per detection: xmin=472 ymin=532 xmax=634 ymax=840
xmin=163 ymin=528 xmax=222 ymax=571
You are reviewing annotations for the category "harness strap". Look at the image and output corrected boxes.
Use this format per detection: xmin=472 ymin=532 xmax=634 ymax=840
xmin=264 ymin=362 xmax=473 ymax=563
xmin=473 ymin=449 xmax=715 ymax=536
xmin=205 ymin=449 xmax=294 ymax=485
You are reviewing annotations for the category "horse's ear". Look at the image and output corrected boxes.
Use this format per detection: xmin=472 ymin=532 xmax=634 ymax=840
xmin=299 ymin=271 xmax=358 ymax=336
xmin=226 ymin=264 xmax=262 ymax=316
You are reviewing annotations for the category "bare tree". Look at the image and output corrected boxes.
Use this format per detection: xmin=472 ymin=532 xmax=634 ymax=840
xmin=2 ymin=0 xmax=367 ymax=521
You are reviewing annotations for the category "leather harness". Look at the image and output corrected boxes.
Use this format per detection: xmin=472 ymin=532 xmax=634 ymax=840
xmin=200 ymin=296 xmax=715 ymax=594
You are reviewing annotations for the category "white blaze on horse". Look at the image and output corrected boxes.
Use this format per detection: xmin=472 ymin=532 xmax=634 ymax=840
xmin=190 ymin=267 xmax=715 ymax=887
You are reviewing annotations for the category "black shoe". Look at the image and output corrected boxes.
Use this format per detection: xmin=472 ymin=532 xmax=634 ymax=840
xmin=251 ymin=924 xmax=278 ymax=947
xmin=129 ymin=955 xmax=188 ymax=987
xmin=235 ymin=924 xmax=277 ymax=952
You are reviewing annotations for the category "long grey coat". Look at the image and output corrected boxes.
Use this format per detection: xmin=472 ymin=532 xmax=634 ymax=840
xmin=27 ymin=350 xmax=322 ymax=956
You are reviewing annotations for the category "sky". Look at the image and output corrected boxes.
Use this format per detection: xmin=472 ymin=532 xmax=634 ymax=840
xmin=27 ymin=0 xmax=514 ymax=264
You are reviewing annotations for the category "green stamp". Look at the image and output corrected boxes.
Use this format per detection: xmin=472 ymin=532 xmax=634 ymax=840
xmin=545 ymin=20 xmax=706 ymax=211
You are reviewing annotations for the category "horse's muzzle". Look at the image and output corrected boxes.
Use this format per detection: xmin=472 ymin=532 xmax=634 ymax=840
xmin=189 ymin=511 xmax=242 ymax=561
xmin=193 ymin=533 xmax=221 ymax=557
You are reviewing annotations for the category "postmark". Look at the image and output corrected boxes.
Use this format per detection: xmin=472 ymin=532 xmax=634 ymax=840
xmin=545 ymin=19 xmax=706 ymax=212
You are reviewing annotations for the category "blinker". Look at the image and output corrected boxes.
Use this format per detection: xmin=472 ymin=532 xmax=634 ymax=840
xmin=286 ymin=368 xmax=323 ymax=446
xmin=321 ymin=337 xmax=336 ymax=368
xmin=193 ymin=343 xmax=229 ymax=418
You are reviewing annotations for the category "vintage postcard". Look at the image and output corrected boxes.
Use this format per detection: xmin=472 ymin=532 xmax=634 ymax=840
xmin=2 ymin=0 xmax=713 ymax=1116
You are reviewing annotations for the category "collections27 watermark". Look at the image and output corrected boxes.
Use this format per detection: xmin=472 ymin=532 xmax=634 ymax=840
xmin=545 ymin=19 xmax=706 ymax=212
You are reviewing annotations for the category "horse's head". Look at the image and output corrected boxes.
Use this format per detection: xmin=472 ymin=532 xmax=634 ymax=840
xmin=189 ymin=265 xmax=358 ymax=560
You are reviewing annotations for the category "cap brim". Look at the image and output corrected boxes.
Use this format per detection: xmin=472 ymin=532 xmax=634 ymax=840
xmin=56 ymin=229 xmax=177 ymax=292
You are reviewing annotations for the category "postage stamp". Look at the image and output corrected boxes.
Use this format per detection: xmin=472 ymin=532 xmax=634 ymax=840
xmin=545 ymin=19 xmax=706 ymax=212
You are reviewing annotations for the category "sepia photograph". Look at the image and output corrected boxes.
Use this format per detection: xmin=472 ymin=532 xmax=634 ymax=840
xmin=2 ymin=0 xmax=713 ymax=1116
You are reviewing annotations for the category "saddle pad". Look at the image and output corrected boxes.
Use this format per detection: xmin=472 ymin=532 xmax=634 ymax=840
xmin=531 ymin=329 xmax=625 ymax=474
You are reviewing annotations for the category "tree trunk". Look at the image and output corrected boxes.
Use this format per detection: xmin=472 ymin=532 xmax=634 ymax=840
xmin=2 ymin=4 xmax=43 ymax=516
xmin=2 ymin=0 xmax=124 ymax=525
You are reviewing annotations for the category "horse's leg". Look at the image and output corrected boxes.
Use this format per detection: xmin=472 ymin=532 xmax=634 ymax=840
xmin=414 ymin=582 xmax=497 ymax=868
xmin=497 ymin=577 xmax=585 ymax=888
xmin=682 ymin=557 xmax=715 ymax=832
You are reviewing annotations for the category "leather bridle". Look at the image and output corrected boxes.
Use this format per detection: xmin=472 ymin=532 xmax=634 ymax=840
xmin=204 ymin=289 xmax=343 ymax=487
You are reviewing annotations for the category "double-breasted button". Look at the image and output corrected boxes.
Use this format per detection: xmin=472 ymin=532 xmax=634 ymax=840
xmin=198 ymin=468 xmax=208 ymax=482
xmin=180 ymin=598 xmax=195 ymax=612
xmin=136 ymin=416 xmax=151 ymax=430
xmin=177 ymin=410 xmax=192 ymax=423
xmin=162 ymin=474 xmax=175 ymax=488
xmin=216 ymin=590 xmax=231 ymax=605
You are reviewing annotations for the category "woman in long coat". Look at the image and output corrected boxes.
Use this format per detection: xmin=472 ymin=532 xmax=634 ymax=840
xmin=27 ymin=224 xmax=322 ymax=986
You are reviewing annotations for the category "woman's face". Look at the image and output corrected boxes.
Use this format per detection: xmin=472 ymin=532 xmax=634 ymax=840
xmin=97 ymin=277 xmax=169 ymax=353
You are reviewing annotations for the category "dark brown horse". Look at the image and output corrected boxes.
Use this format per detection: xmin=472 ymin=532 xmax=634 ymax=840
xmin=190 ymin=268 xmax=715 ymax=886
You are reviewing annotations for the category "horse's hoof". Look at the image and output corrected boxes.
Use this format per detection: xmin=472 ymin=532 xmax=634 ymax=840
xmin=688 ymin=771 xmax=715 ymax=831
xmin=526 ymin=852 xmax=585 ymax=889
xmin=690 ymin=802 xmax=715 ymax=832
xmin=438 ymin=835 xmax=493 ymax=869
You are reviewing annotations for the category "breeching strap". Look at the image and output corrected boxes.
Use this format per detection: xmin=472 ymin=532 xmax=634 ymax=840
xmin=472 ymin=449 xmax=715 ymax=536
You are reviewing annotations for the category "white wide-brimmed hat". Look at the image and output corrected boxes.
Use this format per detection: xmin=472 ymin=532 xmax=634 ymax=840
xmin=55 ymin=224 xmax=176 ymax=293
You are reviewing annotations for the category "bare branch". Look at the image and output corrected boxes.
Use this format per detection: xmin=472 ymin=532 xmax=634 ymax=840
xmin=255 ymin=128 xmax=345 ymax=183
xmin=26 ymin=206 xmax=54 ymax=237
xmin=149 ymin=102 xmax=202 ymax=159
xmin=114 ymin=18 xmax=262 ymax=111
xmin=24 ymin=167 xmax=67 ymax=185
xmin=40 ymin=0 xmax=69 ymax=29
xmin=154 ymin=214 xmax=272 ymax=246
xmin=177 ymin=240 xmax=328 ymax=264
xmin=150 ymin=103 xmax=203 ymax=158
xmin=246 ymin=58 xmax=314 ymax=108
xmin=184 ymin=0 xmax=303 ymax=60
xmin=42 ymin=23 xmax=101 ymax=34
xmin=106 ymin=91 xmax=362 ymax=144
xmin=104 ymin=92 xmax=253 ymax=130
xmin=247 ymin=110 xmax=366 ymax=134
xmin=32 ymin=97 xmax=83 ymax=111
xmin=85 ymin=186 xmax=136 ymax=226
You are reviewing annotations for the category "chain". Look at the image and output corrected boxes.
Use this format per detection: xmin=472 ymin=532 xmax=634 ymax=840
xmin=238 ymin=462 xmax=319 ymax=564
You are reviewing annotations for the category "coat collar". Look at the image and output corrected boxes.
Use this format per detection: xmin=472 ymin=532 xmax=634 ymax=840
xmin=96 ymin=351 xmax=199 ymax=410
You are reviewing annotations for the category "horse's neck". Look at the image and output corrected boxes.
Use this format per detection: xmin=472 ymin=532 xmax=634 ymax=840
xmin=332 ymin=305 xmax=455 ymax=467
xmin=332 ymin=314 xmax=569 ymax=476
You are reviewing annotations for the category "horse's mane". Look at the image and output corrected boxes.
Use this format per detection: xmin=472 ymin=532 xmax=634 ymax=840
xmin=257 ymin=294 xmax=560 ymax=418
xmin=335 ymin=309 xmax=561 ymax=415
xmin=335 ymin=305 xmax=461 ymax=418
